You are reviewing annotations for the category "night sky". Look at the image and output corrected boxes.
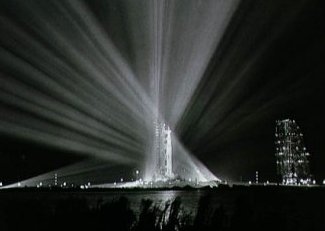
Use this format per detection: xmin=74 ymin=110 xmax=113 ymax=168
xmin=0 ymin=0 xmax=324 ymax=184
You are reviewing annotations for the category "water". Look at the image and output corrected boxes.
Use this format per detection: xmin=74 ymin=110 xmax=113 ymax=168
xmin=0 ymin=189 xmax=233 ymax=217
xmin=0 ymin=187 xmax=325 ymax=230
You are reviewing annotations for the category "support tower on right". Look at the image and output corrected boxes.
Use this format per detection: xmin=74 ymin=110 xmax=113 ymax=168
xmin=275 ymin=119 xmax=312 ymax=185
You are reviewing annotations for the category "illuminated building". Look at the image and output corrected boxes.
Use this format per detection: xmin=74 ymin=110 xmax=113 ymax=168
xmin=275 ymin=119 xmax=312 ymax=185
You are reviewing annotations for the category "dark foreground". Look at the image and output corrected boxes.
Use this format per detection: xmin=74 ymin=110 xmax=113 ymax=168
xmin=0 ymin=186 xmax=324 ymax=231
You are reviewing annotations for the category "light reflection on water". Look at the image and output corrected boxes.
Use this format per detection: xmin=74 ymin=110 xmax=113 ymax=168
xmin=0 ymin=189 xmax=235 ymax=217
xmin=85 ymin=190 xmax=204 ymax=215
xmin=0 ymin=188 xmax=321 ymax=230
xmin=77 ymin=189 xmax=235 ymax=222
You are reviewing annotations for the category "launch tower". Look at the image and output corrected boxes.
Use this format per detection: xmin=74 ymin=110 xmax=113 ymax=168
xmin=275 ymin=119 xmax=312 ymax=185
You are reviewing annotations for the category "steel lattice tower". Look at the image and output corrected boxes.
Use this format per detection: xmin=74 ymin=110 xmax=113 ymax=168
xmin=275 ymin=119 xmax=312 ymax=185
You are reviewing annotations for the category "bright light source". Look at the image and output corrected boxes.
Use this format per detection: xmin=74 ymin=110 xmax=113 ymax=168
xmin=0 ymin=0 xmax=236 ymax=188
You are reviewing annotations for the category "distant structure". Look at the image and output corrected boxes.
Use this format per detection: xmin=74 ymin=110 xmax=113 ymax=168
xmin=153 ymin=121 xmax=174 ymax=181
xmin=275 ymin=119 xmax=312 ymax=185
xmin=54 ymin=173 xmax=58 ymax=186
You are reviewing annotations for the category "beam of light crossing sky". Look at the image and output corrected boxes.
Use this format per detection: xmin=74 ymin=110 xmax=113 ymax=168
xmin=0 ymin=0 xmax=243 ymax=185
xmin=178 ymin=0 xmax=309 ymax=150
